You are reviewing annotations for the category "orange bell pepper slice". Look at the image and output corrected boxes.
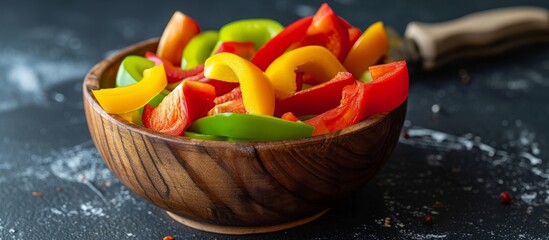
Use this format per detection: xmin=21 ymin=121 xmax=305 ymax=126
xmin=156 ymin=11 xmax=200 ymax=66
xmin=343 ymin=21 xmax=389 ymax=79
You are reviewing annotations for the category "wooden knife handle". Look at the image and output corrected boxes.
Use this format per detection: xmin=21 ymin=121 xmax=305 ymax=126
xmin=405 ymin=6 xmax=549 ymax=70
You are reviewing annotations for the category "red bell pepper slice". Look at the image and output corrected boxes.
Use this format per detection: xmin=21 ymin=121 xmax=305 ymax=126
xmin=291 ymin=3 xmax=350 ymax=62
xmin=145 ymin=51 xmax=204 ymax=83
xmin=280 ymin=112 xmax=299 ymax=122
xmin=142 ymin=80 xmax=216 ymax=136
xmin=274 ymin=72 xmax=355 ymax=117
xmin=304 ymin=61 xmax=408 ymax=135
xmin=338 ymin=16 xmax=362 ymax=46
xmin=208 ymin=99 xmax=246 ymax=116
xmin=362 ymin=61 xmax=409 ymax=118
xmin=251 ymin=16 xmax=313 ymax=71
xmin=214 ymin=41 xmax=255 ymax=60
xmin=214 ymin=86 xmax=242 ymax=105
xmin=198 ymin=77 xmax=239 ymax=97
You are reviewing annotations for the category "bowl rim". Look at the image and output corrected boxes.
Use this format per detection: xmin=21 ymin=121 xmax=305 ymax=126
xmin=83 ymin=37 xmax=402 ymax=148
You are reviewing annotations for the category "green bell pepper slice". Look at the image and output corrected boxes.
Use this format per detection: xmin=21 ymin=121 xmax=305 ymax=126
xmin=184 ymin=131 xmax=228 ymax=141
xmin=181 ymin=31 xmax=219 ymax=70
xmin=188 ymin=113 xmax=314 ymax=141
xmin=116 ymin=55 xmax=155 ymax=87
xmin=211 ymin=19 xmax=283 ymax=54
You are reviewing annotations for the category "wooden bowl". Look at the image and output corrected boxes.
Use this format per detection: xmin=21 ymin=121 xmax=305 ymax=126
xmin=83 ymin=38 xmax=407 ymax=234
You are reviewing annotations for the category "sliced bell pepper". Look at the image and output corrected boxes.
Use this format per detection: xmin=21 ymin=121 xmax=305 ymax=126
xmin=142 ymin=80 xmax=215 ymax=136
xmin=208 ymin=99 xmax=246 ymax=116
xmin=304 ymin=61 xmax=408 ymax=135
xmin=214 ymin=86 xmax=242 ymax=104
xmin=204 ymin=52 xmax=275 ymax=116
xmin=181 ymin=31 xmax=219 ymax=70
xmin=183 ymin=131 xmax=228 ymax=141
xmin=274 ymin=72 xmax=355 ymax=117
xmin=363 ymin=61 xmax=409 ymax=118
xmin=119 ymin=109 xmax=144 ymax=125
xmin=265 ymin=45 xmax=346 ymax=97
xmin=343 ymin=21 xmax=390 ymax=80
xmin=214 ymin=41 xmax=255 ymax=60
xmin=212 ymin=19 xmax=283 ymax=54
xmin=291 ymin=3 xmax=350 ymax=62
xmin=251 ymin=16 xmax=313 ymax=71
xmin=115 ymin=55 xmax=170 ymax=109
xmin=280 ymin=112 xmax=299 ymax=122
xmin=115 ymin=55 xmax=155 ymax=87
xmin=165 ymin=70 xmax=239 ymax=96
xmin=188 ymin=113 xmax=314 ymax=141
xmin=93 ymin=64 xmax=167 ymax=114
xmin=156 ymin=11 xmax=200 ymax=66
xmin=338 ymin=16 xmax=362 ymax=46
xmin=145 ymin=51 xmax=204 ymax=83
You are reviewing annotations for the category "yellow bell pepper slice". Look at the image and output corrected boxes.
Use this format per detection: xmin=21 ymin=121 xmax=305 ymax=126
xmin=265 ymin=45 xmax=346 ymax=97
xmin=119 ymin=109 xmax=143 ymax=125
xmin=343 ymin=21 xmax=389 ymax=79
xmin=92 ymin=64 xmax=168 ymax=114
xmin=204 ymin=53 xmax=275 ymax=116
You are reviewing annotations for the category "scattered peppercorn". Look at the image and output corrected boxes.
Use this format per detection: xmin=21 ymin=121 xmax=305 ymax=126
xmin=500 ymin=191 xmax=512 ymax=204
xmin=163 ymin=236 xmax=174 ymax=240
xmin=423 ymin=214 xmax=433 ymax=225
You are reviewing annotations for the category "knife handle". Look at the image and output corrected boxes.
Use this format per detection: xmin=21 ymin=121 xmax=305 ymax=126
xmin=405 ymin=6 xmax=549 ymax=70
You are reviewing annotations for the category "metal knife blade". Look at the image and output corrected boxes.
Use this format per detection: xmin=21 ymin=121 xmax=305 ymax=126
xmin=385 ymin=6 xmax=549 ymax=71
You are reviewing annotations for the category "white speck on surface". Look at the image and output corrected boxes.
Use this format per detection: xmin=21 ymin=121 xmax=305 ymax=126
xmin=403 ymin=128 xmax=495 ymax=156
xmin=49 ymin=141 xmax=112 ymax=183
xmin=9 ymin=228 xmax=16 ymax=234
xmin=47 ymin=205 xmax=79 ymax=217
xmin=486 ymin=68 xmax=541 ymax=91
xmin=431 ymin=104 xmax=440 ymax=113
xmin=295 ymin=4 xmax=316 ymax=17
xmin=50 ymin=208 xmax=63 ymax=215
xmin=515 ymin=120 xmax=523 ymax=127
xmin=8 ymin=63 xmax=41 ymax=93
xmin=507 ymin=79 xmax=530 ymax=90
xmin=80 ymin=202 xmax=105 ymax=217
xmin=0 ymin=162 xmax=13 ymax=170
xmin=531 ymin=167 xmax=549 ymax=179
xmin=52 ymin=92 xmax=65 ymax=102
xmin=522 ymin=152 xmax=542 ymax=165
xmin=401 ymin=125 xmax=548 ymax=206
xmin=531 ymin=143 xmax=541 ymax=155
xmin=18 ymin=165 xmax=51 ymax=180
xmin=0 ymin=48 xmax=90 ymax=112
xmin=103 ymin=49 xmax=120 ymax=58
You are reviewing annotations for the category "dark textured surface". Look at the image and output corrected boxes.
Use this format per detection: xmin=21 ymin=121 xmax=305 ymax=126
xmin=1 ymin=0 xmax=549 ymax=239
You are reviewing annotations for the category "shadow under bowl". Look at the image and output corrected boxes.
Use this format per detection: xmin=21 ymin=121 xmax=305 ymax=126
xmin=83 ymin=38 xmax=407 ymax=234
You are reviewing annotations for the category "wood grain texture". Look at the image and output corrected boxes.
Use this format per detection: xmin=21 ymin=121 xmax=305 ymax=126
xmin=83 ymin=38 xmax=407 ymax=234
xmin=405 ymin=6 xmax=549 ymax=69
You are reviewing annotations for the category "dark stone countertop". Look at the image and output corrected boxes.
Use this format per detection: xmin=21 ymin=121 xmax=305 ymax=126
xmin=1 ymin=0 xmax=548 ymax=239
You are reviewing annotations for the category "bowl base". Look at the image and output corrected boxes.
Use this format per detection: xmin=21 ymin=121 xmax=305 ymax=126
xmin=166 ymin=209 xmax=329 ymax=235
